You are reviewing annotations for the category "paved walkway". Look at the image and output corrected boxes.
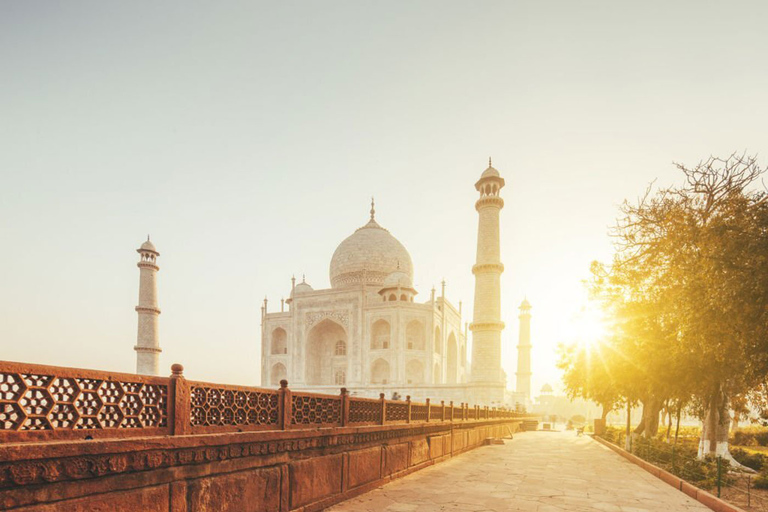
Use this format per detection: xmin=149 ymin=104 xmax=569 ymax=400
xmin=328 ymin=431 xmax=711 ymax=512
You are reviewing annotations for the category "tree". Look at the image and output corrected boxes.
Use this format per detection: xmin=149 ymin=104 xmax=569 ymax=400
xmin=557 ymin=338 xmax=623 ymax=422
xmin=565 ymin=152 xmax=768 ymax=461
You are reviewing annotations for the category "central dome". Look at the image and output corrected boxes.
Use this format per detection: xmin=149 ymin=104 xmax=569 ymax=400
xmin=329 ymin=207 xmax=413 ymax=289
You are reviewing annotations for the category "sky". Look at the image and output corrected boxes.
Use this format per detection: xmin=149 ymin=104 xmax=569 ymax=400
xmin=1 ymin=1 xmax=767 ymax=395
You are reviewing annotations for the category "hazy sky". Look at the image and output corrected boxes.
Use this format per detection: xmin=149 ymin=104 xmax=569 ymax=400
xmin=1 ymin=1 xmax=767 ymax=394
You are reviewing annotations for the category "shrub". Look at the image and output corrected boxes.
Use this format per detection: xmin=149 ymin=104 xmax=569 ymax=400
xmin=753 ymin=473 xmax=768 ymax=489
xmin=731 ymin=447 xmax=767 ymax=471
xmin=731 ymin=426 xmax=768 ymax=447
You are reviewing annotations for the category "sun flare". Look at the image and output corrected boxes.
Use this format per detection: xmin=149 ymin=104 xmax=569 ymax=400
xmin=572 ymin=305 xmax=608 ymax=351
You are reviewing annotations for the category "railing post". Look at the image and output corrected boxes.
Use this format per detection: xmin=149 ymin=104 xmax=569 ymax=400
xmin=278 ymin=379 xmax=292 ymax=430
xmin=169 ymin=363 xmax=190 ymax=436
xmin=340 ymin=388 xmax=349 ymax=427
xmin=441 ymin=400 xmax=445 ymax=422
xmin=425 ymin=398 xmax=431 ymax=422
xmin=449 ymin=401 xmax=454 ymax=422
xmin=406 ymin=395 xmax=412 ymax=424
xmin=380 ymin=393 xmax=386 ymax=425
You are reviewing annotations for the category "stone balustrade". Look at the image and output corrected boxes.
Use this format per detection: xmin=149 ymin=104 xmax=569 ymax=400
xmin=0 ymin=360 xmax=533 ymax=511
xmin=0 ymin=361 xmax=522 ymax=443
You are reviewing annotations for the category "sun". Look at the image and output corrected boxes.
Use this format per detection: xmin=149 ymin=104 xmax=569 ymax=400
xmin=572 ymin=304 xmax=608 ymax=351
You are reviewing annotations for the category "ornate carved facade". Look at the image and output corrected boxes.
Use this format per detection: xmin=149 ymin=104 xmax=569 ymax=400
xmin=261 ymin=201 xmax=468 ymax=399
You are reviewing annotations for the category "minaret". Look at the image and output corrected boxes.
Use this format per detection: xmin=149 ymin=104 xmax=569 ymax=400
xmin=470 ymin=158 xmax=506 ymax=404
xmin=134 ymin=237 xmax=161 ymax=376
xmin=516 ymin=299 xmax=532 ymax=400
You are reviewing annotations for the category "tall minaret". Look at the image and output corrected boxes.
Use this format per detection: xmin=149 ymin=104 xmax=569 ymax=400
xmin=516 ymin=299 xmax=532 ymax=401
xmin=470 ymin=158 xmax=506 ymax=404
xmin=134 ymin=237 xmax=161 ymax=376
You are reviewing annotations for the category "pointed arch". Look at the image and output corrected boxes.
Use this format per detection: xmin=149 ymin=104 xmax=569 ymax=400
xmin=270 ymin=362 xmax=287 ymax=386
xmin=305 ymin=319 xmax=347 ymax=385
xmin=371 ymin=319 xmax=391 ymax=349
xmin=447 ymin=332 xmax=458 ymax=384
xmin=271 ymin=328 xmax=287 ymax=354
xmin=371 ymin=358 xmax=390 ymax=385
xmin=406 ymin=320 xmax=425 ymax=350
xmin=406 ymin=359 xmax=424 ymax=384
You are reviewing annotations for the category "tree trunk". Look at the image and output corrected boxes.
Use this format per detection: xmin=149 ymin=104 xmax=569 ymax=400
xmin=697 ymin=387 xmax=747 ymax=468
xmin=674 ymin=402 xmax=682 ymax=447
xmin=699 ymin=389 xmax=729 ymax=458
xmin=601 ymin=404 xmax=610 ymax=421
xmin=634 ymin=398 xmax=662 ymax=438
xmin=643 ymin=398 xmax=662 ymax=437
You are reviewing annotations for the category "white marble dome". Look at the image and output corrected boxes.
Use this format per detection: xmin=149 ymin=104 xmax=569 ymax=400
xmin=330 ymin=215 xmax=413 ymax=289
xmin=381 ymin=270 xmax=413 ymax=290
xmin=292 ymin=281 xmax=313 ymax=296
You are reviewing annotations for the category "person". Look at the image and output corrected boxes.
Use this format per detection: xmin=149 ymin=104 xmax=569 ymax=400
xmin=391 ymin=391 xmax=401 ymax=400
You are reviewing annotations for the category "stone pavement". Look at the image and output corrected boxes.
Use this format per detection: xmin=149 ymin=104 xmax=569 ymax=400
xmin=327 ymin=430 xmax=711 ymax=512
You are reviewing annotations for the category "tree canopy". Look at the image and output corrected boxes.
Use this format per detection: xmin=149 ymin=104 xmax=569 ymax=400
xmin=559 ymin=153 xmax=768 ymax=457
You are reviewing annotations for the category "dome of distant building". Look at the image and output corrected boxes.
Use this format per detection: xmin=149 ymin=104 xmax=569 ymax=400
xmin=541 ymin=383 xmax=553 ymax=394
xmin=138 ymin=238 xmax=158 ymax=254
xmin=481 ymin=164 xmax=499 ymax=178
xmin=329 ymin=203 xmax=413 ymax=288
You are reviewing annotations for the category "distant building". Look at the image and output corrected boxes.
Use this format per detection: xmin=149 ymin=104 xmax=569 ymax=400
xmin=508 ymin=299 xmax=533 ymax=410
xmin=134 ymin=238 xmax=161 ymax=376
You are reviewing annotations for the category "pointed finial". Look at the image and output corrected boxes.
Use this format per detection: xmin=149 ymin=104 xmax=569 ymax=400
xmin=488 ymin=157 xmax=492 ymax=167
xmin=147 ymin=234 xmax=150 ymax=241
xmin=397 ymin=259 xmax=400 ymax=270
xmin=302 ymin=274 xmax=306 ymax=283
xmin=370 ymin=197 xmax=375 ymax=220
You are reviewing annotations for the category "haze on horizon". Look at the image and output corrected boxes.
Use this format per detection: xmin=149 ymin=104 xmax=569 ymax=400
xmin=1 ymin=1 xmax=766 ymax=396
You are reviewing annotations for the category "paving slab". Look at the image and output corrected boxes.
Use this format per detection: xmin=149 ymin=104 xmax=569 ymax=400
xmin=328 ymin=430 xmax=711 ymax=512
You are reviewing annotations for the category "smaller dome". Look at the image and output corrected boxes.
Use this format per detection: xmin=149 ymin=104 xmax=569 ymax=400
xmin=481 ymin=165 xmax=500 ymax=178
xmin=382 ymin=270 xmax=413 ymax=289
xmin=541 ymin=383 xmax=553 ymax=393
xmin=292 ymin=282 xmax=313 ymax=296
xmin=519 ymin=298 xmax=532 ymax=309
xmin=138 ymin=238 xmax=158 ymax=254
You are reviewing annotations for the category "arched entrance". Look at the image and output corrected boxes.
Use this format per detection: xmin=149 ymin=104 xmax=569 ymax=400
xmin=406 ymin=320 xmax=424 ymax=350
xmin=271 ymin=328 xmax=287 ymax=354
xmin=270 ymin=362 xmax=287 ymax=386
xmin=305 ymin=319 xmax=347 ymax=385
xmin=447 ymin=332 xmax=458 ymax=384
xmin=406 ymin=359 xmax=424 ymax=384
xmin=371 ymin=358 xmax=390 ymax=385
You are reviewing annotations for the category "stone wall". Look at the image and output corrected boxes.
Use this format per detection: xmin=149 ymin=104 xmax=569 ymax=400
xmin=0 ymin=418 xmax=521 ymax=512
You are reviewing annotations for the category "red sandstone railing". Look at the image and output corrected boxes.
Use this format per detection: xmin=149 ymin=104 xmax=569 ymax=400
xmin=0 ymin=361 xmax=524 ymax=443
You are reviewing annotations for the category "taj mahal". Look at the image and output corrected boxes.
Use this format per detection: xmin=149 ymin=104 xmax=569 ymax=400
xmin=130 ymin=160 xmax=532 ymax=407
xmin=256 ymin=161 xmax=532 ymax=406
